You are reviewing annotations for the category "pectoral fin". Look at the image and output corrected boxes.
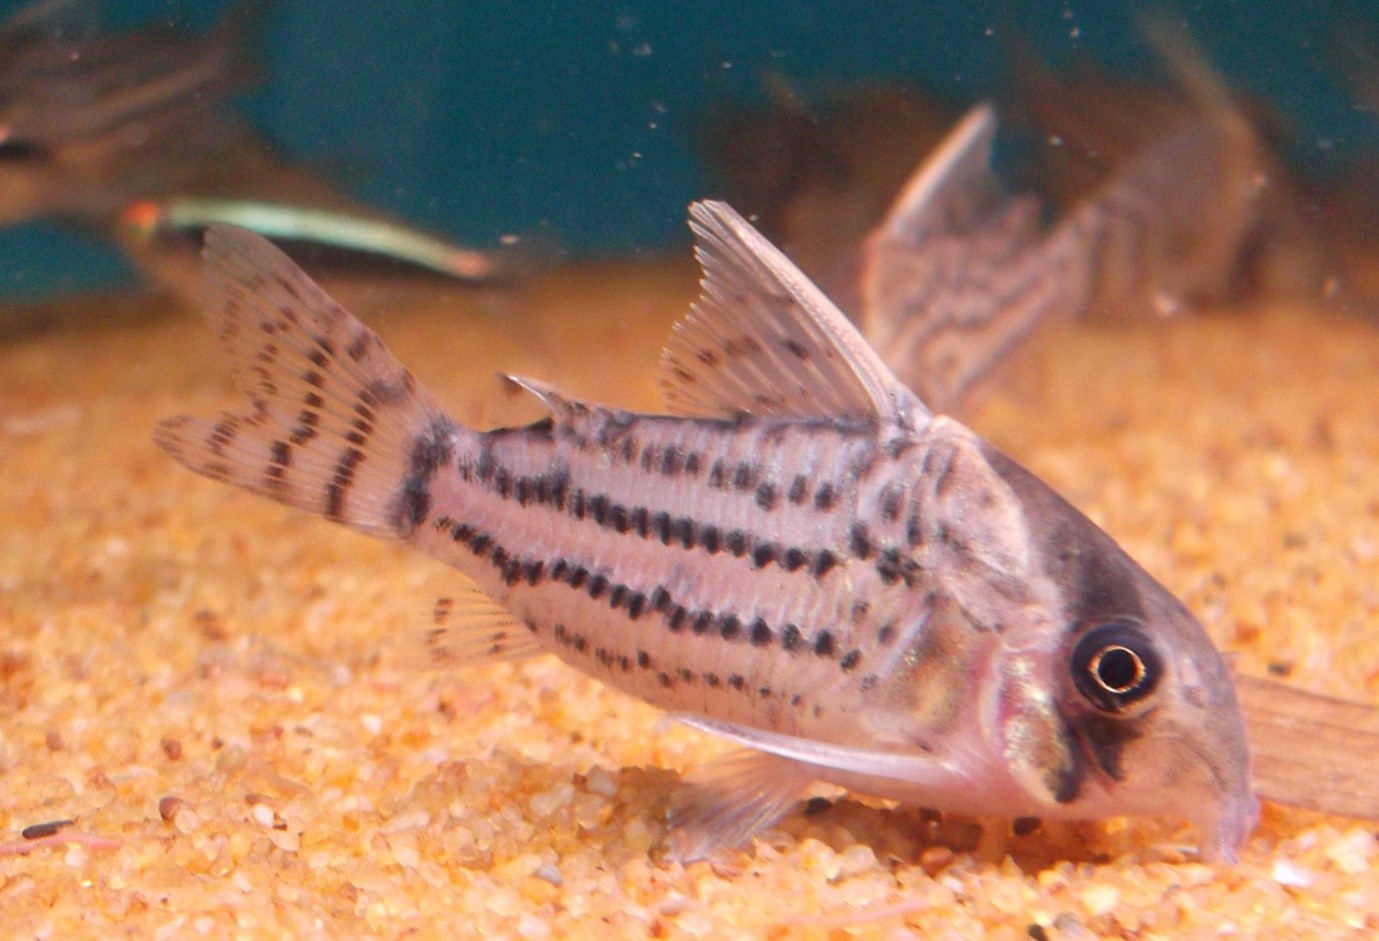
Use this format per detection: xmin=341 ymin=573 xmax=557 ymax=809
xmin=664 ymin=749 xmax=816 ymax=863
xmin=671 ymin=714 xmax=970 ymax=789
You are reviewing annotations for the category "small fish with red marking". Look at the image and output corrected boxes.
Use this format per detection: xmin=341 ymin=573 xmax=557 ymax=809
xmin=155 ymin=202 xmax=1257 ymax=861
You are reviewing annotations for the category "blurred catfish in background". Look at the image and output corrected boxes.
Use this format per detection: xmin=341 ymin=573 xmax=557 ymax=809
xmin=845 ymin=24 xmax=1337 ymax=409
xmin=0 ymin=0 xmax=268 ymax=224
xmin=695 ymin=78 xmax=957 ymax=283
xmin=698 ymin=20 xmax=1340 ymax=413
xmin=1014 ymin=16 xmax=1332 ymax=317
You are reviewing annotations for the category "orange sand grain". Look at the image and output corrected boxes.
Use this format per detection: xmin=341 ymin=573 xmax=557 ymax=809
xmin=1 ymin=266 xmax=1377 ymax=939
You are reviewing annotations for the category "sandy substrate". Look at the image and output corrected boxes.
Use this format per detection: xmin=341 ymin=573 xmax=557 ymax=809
xmin=2 ymin=262 xmax=1378 ymax=939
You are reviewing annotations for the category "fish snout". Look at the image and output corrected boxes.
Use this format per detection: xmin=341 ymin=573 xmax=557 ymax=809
xmin=1198 ymin=786 xmax=1260 ymax=863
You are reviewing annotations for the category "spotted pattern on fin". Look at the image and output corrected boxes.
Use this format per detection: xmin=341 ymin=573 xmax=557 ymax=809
xmin=154 ymin=224 xmax=458 ymax=537
xmin=420 ymin=586 xmax=545 ymax=667
xmin=660 ymin=200 xmax=926 ymax=428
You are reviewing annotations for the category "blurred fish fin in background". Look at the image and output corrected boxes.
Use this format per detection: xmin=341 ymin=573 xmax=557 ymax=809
xmin=692 ymin=19 xmax=1341 ymax=415
xmin=0 ymin=0 xmax=274 ymax=224
xmin=1234 ymin=674 xmax=1379 ymax=824
xmin=695 ymin=75 xmax=956 ymax=283
xmin=1 ymin=0 xmax=100 ymax=35
xmin=0 ymin=0 xmax=272 ymax=147
xmin=1026 ymin=12 xmax=1332 ymax=323
xmin=849 ymin=105 xmax=1080 ymax=413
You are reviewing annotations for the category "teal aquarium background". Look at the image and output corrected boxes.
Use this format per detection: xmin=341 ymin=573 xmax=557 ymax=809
xmin=0 ymin=0 xmax=1375 ymax=299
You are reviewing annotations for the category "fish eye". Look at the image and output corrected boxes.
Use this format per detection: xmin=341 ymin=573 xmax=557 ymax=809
xmin=1071 ymin=621 xmax=1162 ymax=713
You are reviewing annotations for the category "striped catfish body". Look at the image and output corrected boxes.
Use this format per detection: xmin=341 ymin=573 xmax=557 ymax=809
xmin=157 ymin=200 xmax=1255 ymax=864
xmin=408 ymin=406 xmax=986 ymax=745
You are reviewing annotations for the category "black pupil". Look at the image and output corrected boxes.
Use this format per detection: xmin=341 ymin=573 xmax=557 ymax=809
xmin=1071 ymin=621 xmax=1161 ymax=712
xmin=1093 ymin=645 xmax=1143 ymax=693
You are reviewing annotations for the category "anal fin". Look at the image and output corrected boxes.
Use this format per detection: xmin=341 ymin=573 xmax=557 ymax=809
xmin=409 ymin=580 xmax=546 ymax=669
xmin=664 ymin=749 xmax=816 ymax=863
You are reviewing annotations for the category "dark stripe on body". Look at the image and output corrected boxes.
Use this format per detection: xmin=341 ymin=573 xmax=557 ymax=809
xmin=429 ymin=514 xmax=863 ymax=689
xmin=457 ymin=447 xmax=927 ymax=607
xmin=457 ymin=450 xmax=855 ymax=582
xmin=393 ymin=417 xmax=458 ymax=534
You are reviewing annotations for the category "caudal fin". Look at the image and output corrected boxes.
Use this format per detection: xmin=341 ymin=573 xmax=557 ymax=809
xmin=154 ymin=224 xmax=460 ymax=538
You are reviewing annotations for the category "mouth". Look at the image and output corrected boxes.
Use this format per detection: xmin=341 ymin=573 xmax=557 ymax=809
xmin=1151 ymin=724 xmax=1258 ymax=861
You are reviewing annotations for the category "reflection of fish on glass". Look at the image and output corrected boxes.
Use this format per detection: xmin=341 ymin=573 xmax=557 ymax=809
xmin=0 ymin=0 xmax=265 ymax=223
xmin=1014 ymin=16 xmax=1331 ymax=319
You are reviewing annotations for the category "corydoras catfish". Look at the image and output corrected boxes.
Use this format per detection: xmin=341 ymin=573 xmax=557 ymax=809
xmin=841 ymin=90 xmax=1273 ymax=416
xmin=155 ymin=204 xmax=1258 ymax=862
xmin=830 ymin=22 xmax=1326 ymax=415
xmin=0 ymin=0 xmax=266 ymax=224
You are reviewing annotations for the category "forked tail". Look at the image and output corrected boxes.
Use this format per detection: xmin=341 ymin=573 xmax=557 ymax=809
xmin=154 ymin=224 xmax=462 ymax=539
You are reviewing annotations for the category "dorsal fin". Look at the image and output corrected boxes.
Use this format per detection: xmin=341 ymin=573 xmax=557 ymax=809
xmin=658 ymin=200 xmax=927 ymax=428
xmin=877 ymin=103 xmax=999 ymax=243
xmin=500 ymin=373 xmax=587 ymax=426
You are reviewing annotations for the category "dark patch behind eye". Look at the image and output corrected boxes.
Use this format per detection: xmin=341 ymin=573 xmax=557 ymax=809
xmin=980 ymin=444 xmax=1157 ymax=791
xmin=1072 ymin=712 xmax=1143 ymax=781
xmin=980 ymin=444 xmax=1148 ymax=629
